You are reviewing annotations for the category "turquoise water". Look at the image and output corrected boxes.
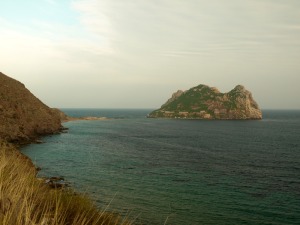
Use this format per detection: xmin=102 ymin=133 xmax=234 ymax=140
xmin=22 ymin=109 xmax=300 ymax=225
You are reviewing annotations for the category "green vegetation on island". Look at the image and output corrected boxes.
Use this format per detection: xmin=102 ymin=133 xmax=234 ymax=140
xmin=148 ymin=84 xmax=262 ymax=119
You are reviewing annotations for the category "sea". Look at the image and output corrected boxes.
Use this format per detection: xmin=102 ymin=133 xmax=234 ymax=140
xmin=22 ymin=109 xmax=300 ymax=225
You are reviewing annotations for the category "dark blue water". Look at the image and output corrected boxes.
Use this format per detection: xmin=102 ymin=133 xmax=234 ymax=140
xmin=22 ymin=109 xmax=300 ymax=225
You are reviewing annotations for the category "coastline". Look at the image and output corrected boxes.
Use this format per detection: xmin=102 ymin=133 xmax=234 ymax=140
xmin=62 ymin=116 xmax=109 ymax=123
xmin=0 ymin=93 xmax=128 ymax=225
xmin=0 ymin=131 xmax=131 ymax=225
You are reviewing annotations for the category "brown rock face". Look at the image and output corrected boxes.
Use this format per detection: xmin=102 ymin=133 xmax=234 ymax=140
xmin=148 ymin=84 xmax=262 ymax=120
xmin=0 ymin=72 xmax=63 ymax=144
xmin=225 ymin=85 xmax=262 ymax=119
xmin=161 ymin=90 xmax=184 ymax=108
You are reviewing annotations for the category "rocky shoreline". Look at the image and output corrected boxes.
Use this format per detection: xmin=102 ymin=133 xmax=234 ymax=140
xmin=0 ymin=72 xmax=78 ymax=196
xmin=0 ymin=71 xmax=71 ymax=170
xmin=0 ymin=72 xmax=129 ymax=224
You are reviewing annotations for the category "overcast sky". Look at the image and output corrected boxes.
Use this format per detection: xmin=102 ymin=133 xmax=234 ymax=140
xmin=0 ymin=0 xmax=300 ymax=109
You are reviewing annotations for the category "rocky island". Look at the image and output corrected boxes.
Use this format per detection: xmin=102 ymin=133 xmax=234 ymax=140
xmin=148 ymin=84 xmax=262 ymax=120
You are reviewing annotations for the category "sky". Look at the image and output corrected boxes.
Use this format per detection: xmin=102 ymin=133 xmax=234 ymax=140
xmin=0 ymin=0 xmax=300 ymax=109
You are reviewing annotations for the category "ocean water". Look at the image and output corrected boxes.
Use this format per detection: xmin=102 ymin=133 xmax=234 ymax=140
xmin=22 ymin=109 xmax=300 ymax=225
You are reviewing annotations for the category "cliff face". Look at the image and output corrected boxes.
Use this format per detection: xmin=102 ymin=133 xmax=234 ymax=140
xmin=148 ymin=84 xmax=262 ymax=120
xmin=0 ymin=72 xmax=63 ymax=144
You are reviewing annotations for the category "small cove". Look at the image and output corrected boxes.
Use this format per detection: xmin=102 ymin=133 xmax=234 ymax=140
xmin=22 ymin=109 xmax=300 ymax=225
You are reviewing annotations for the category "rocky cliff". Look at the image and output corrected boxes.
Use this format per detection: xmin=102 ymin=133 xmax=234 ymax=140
xmin=148 ymin=84 xmax=262 ymax=120
xmin=0 ymin=72 xmax=64 ymax=144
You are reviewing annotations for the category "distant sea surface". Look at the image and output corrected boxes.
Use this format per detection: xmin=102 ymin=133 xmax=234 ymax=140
xmin=22 ymin=109 xmax=300 ymax=225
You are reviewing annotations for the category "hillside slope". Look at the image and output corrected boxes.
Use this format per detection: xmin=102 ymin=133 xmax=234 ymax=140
xmin=148 ymin=84 xmax=262 ymax=119
xmin=0 ymin=72 xmax=63 ymax=144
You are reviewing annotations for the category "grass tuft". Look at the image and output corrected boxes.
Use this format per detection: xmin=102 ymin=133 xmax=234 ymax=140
xmin=0 ymin=141 xmax=133 ymax=225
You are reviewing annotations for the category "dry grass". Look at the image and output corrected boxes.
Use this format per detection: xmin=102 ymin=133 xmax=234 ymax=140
xmin=0 ymin=141 xmax=133 ymax=225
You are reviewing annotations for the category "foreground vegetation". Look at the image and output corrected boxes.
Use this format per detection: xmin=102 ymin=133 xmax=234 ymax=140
xmin=0 ymin=141 xmax=132 ymax=225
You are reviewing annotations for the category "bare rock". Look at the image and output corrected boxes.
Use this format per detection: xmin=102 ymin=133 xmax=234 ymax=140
xmin=0 ymin=72 xmax=64 ymax=144
xmin=161 ymin=90 xmax=184 ymax=108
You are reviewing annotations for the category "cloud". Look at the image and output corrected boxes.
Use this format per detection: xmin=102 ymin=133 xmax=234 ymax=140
xmin=72 ymin=0 xmax=115 ymax=40
xmin=0 ymin=23 xmax=109 ymax=62
xmin=71 ymin=0 xmax=300 ymax=61
xmin=1 ymin=0 xmax=300 ymax=108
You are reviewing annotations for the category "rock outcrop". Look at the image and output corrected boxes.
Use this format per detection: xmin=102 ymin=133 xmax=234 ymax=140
xmin=0 ymin=72 xmax=64 ymax=144
xmin=148 ymin=84 xmax=262 ymax=120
